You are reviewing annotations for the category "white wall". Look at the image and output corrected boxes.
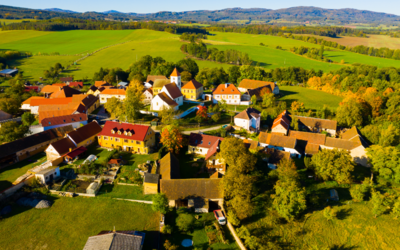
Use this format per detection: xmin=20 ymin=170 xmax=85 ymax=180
xmin=234 ymin=118 xmax=249 ymax=130
xmin=188 ymin=146 xmax=209 ymax=156
xmin=151 ymin=95 xmax=179 ymax=111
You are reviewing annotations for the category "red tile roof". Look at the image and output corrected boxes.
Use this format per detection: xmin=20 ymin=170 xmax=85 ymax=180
xmin=272 ymin=111 xmax=291 ymax=130
xmin=205 ymin=139 xmax=223 ymax=160
xmin=40 ymin=85 xmax=62 ymax=94
xmin=68 ymin=121 xmax=102 ymax=145
xmin=288 ymin=130 xmax=326 ymax=145
xmin=189 ymin=133 xmax=224 ymax=149
xmin=30 ymin=97 xmax=73 ymax=107
xmin=213 ymin=83 xmax=240 ymax=95
xmin=41 ymin=113 xmax=87 ymax=127
xmin=50 ymin=86 xmax=82 ymax=98
xmin=69 ymin=82 xmax=83 ymax=88
xmin=99 ymin=121 xmax=150 ymax=142
xmin=64 ymin=146 xmax=87 ymax=159
xmin=24 ymin=86 xmax=39 ymax=92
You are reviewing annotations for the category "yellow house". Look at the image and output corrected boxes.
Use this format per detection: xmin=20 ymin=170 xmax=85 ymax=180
xmin=98 ymin=121 xmax=156 ymax=154
xmin=72 ymin=94 xmax=100 ymax=114
xmin=152 ymin=79 xmax=170 ymax=96
xmin=181 ymin=79 xmax=203 ymax=100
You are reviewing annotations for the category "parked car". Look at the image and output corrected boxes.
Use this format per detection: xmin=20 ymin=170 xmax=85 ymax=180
xmin=213 ymin=210 xmax=226 ymax=225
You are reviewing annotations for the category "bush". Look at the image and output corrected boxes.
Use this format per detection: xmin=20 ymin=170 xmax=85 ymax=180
xmin=227 ymin=210 xmax=240 ymax=226
xmin=162 ymin=224 xmax=173 ymax=234
xmin=176 ymin=213 xmax=195 ymax=232
xmin=323 ymin=206 xmax=337 ymax=221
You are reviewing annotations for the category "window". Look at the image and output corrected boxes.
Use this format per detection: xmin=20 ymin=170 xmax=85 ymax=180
xmin=80 ymin=117 xmax=82 ymax=120
xmin=72 ymin=119 xmax=75 ymax=121
xmin=200 ymin=140 xmax=203 ymax=144
xmin=124 ymin=139 xmax=128 ymax=143
xmin=131 ymin=140 xmax=134 ymax=143
xmin=48 ymin=122 xmax=51 ymax=125
xmin=63 ymin=120 xmax=66 ymax=122
xmin=110 ymin=137 xmax=113 ymax=141
xmin=115 ymin=138 xmax=120 ymax=142
xmin=103 ymin=136 xmax=108 ymax=140
xmin=136 ymin=141 xmax=141 ymax=145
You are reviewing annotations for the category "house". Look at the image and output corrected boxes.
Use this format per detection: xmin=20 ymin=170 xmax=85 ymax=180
xmin=241 ymin=86 xmax=271 ymax=102
xmin=144 ymin=173 xmax=160 ymax=195
xmin=181 ymin=79 xmax=203 ymax=100
xmin=21 ymin=96 xmax=46 ymax=111
xmin=238 ymin=79 xmax=279 ymax=94
xmin=142 ymin=88 xmax=153 ymax=105
xmin=35 ymin=167 xmax=60 ymax=184
xmin=24 ymin=86 xmax=40 ymax=93
xmin=98 ymin=121 xmax=156 ymax=154
xmin=152 ymin=79 xmax=171 ymax=96
xmin=265 ymin=148 xmax=291 ymax=169
xmin=99 ymin=89 xmax=126 ymax=104
xmin=40 ymin=85 xmax=62 ymax=97
xmin=83 ymin=230 xmax=145 ymax=250
xmin=41 ymin=113 xmax=88 ymax=131
xmin=188 ymin=133 xmax=224 ymax=156
xmin=234 ymin=107 xmax=261 ymax=133
xmin=259 ymin=132 xmax=301 ymax=157
xmin=271 ymin=111 xmax=291 ymax=135
xmin=45 ymin=122 xmax=102 ymax=161
xmin=0 ymin=68 xmax=19 ymax=77
xmin=294 ymin=115 xmax=337 ymax=136
xmin=0 ymin=125 xmax=73 ymax=166
xmin=50 ymin=86 xmax=82 ymax=98
xmin=28 ymin=97 xmax=73 ymax=115
xmin=118 ymin=81 xmax=129 ymax=89
xmin=145 ymin=75 xmax=168 ymax=88
xmin=150 ymin=92 xmax=179 ymax=111
xmin=38 ymin=102 xmax=86 ymax=122
xmin=160 ymin=178 xmax=223 ymax=209
xmin=0 ymin=110 xmax=12 ymax=122
xmin=94 ymin=81 xmax=108 ymax=87
xmin=212 ymin=83 xmax=241 ymax=105
xmin=204 ymin=138 xmax=226 ymax=174
xmin=288 ymin=130 xmax=326 ymax=156
xmin=72 ymin=94 xmax=100 ymax=114
xmin=159 ymin=152 xmax=180 ymax=179
xmin=321 ymin=126 xmax=369 ymax=166
xmin=87 ymin=85 xmax=98 ymax=95
xmin=68 ymin=82 xmax=83 ymax=89
xmin=59 ymin=77 xmax=73 ymax=84
xmin=160 ymin=83 xmax=183 ymax=105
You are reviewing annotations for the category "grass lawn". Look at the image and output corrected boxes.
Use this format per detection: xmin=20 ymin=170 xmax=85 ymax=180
xmin=225 ymin=105 xmax=249 ymax=112
xmin=165 ymin=209 xmax=239 ymax=250
xmin=278 ymin=86 xmax=343 ymax=110
xmin=179 ymin=102 xmax=199 ymax=112
xmin=97 ymin=184 xmax=154 ymax=201
xmin=0 ymin=154 xmax=47 ymax=191
xmin=0 ymin=197 xmax=159 ymax=250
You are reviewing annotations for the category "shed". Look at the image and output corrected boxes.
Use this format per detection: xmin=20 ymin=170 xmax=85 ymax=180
xmin=35 ymin=167 xmax=60 ymax=185
xmin=0 ymin=69 xmax=19 ymax=77
xmin=108 ymin=159 xmax=122 ymax=167
xmin=64 ymin=146 xmax=87 ymax=162
xmin=144 ymin=173 xmax=160 ymax=195
xmin=86 ymin=182 xmax=99 ymax=195
xmin=330 ymin=189 xmax=339 ymax=201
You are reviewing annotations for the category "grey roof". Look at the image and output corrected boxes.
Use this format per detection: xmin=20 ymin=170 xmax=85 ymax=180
xmin=144 ymin=173 xmax=160 ymax=184
xmin=118 ymin=82 xmax=129 ymax=86
xmin=0 ymin=69 xmax=18 ymax=74
xmin=35 ymin=167 xmax=58 ymax=175
xmin=83 ymin=232 xmax=143 ymax=250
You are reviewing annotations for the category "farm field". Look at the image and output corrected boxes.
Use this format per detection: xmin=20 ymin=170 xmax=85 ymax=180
xmin=298 ymin=34 xmax=400 ymax=49
xmin=208 ymin=32 xmax=400 ymax=68
xmin=278 ymin=86 xmax=343 ymax=110
xmin=0 ymin=18 xmax=35 ymax=25
xmin=0 ymin=154 xmax=47 ymax=192
xmin=0 ymin=197 xmax=160 ymax=250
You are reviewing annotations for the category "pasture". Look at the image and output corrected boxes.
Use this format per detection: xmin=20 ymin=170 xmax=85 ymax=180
xmin=0 ymin=197 xmax=159 ymax=250
xmin=278 ymin=86 xmax=343 ymax=110
xmin=0 ymin=18 xmax=35 ymax=25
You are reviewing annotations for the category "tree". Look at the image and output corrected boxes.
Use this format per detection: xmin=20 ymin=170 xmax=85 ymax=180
xmin=162 ymin=224 xmax=173 ymax=235
xmin=367 ymin=145 xmax=400 ymax=183
xmin=350 ymin=183 xmax=369 ymax=202
xmin=21 ymin=112 xmax=35 ymax=126
xmin=311 ymin=149 xmax=354 ymax=184
xmin=379 ymin=124 xmax=400 ymax=147
xmin=151 ymin=193 xmax=169 ymax=214
xmin=211 ymin=113 xmax=221 ymax=123
xmin=227 ymin=210 xmax=240 ymax=226
xmin=159 ymin=106 xmax=176 ymax=125
xmin=0 ymin=98 xmax=20 ymax=115
xmin=228 ymin=111 xmax=235 ymax=124
xmin=262 ymin=93 xmax=276 ymax=108
xmin=323 ymin=206 xmax=337 ymax=221
xmin=180 ymin=71 xmax=192 ymax=81
xmin=290 ymin=116 xmax=299 ymax=131
xmin=176 ymin=213 xmax=195 ymax=232
xmin=164 ymin=240 xmax=178 ymax=250
xmin=195 ymin=106 xmax=208 ymax=123
xmin=291 ymin=101 xmax=304 ymax=113
xmin=251 ymin=95 xmax=257 ymax=105
xmin=104 ymin=97 xmax=123 ymax=119
xmin=124 ymin=82 xmax=144 ymax=122
xmin=336 ymin=97 xmax=364 ymax=127
xmin=160 ymin=126 xmax=185 ymax=154
xmin=370 ymin=189 xmax=386 ymax=218
xmin=392 ymin=198 xmax=400 ymax=219
xmin=0 ymin=121 xmax=30 ymax=143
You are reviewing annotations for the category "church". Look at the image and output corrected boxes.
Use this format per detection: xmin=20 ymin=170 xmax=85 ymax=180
xmin=150 ymin=68 xmax=184 ymax=111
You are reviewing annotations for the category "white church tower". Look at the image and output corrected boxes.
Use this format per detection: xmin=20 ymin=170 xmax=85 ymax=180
xmin=170 ymin=68 xmax=181 ymax=90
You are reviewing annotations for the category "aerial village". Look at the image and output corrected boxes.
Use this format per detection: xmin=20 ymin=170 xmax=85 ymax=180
xmin=0 ymin=67 xmax=371 ymax=249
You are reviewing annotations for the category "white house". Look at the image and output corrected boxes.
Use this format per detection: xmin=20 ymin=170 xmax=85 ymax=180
xmin=150 ymin=83 xmax=183 ymax=111
xmin=142 ymin=88 xmax=153 ymax=105
xmin=99 ymin=89 xmax=126 ymax=104
xmin=234 ymin=108 xmax=261 ymax=133
xmin=161 ymin=83 xmax=183 ymax=106
xmin=212 ymin=83 xmax=241 ymax=105
xmin=35 ymin=166 xmax=60 ymax=184
xmin=259 ymin=132 xmax=301 ymax=157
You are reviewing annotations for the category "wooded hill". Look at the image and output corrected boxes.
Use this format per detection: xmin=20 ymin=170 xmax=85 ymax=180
xmin=1 ymin=5 xmax=400 ymax=24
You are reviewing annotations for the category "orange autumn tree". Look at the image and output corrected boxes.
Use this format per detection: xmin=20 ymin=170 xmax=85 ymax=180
xmin=160 ymin=125 xmax=186 ymax=154
xmin=195 ymin=105 xmax=208 ymax=122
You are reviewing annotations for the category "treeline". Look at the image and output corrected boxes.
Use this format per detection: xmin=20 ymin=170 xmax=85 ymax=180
xmin=291 ymin=45 xmax=332 ymax=62
xmin=0 ymin=50 xmax=32 ymax=69
xmin=289 ymin=34 xmax=400 ymax=60
xmin=180 ymin=41 xmax=252 ymax=65
xmin=179 ymin=32 xmax=207 ymax=42
xmin=1 ymin=18 xmax=208 ymax=34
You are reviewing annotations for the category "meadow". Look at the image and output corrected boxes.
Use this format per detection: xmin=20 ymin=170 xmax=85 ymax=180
xmin=278 ymin=86 xmax=343 ymax=110
xmin=0 ymin=197 xmax=160 ymax=250
xmin=0 ymin=18 xmax=35 ymax=25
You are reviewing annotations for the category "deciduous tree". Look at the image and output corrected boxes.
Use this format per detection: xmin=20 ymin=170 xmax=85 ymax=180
xmin=160 ymin=126 xmax=185 ymax=154
xmin=336 ymin=97 xmax=364 ymax=127
xmin=152 ymin=193 xmax=169 ymax=214
xmin=0 ymin=121 xmax=30 ymax=143
xmin=367 ymin=145 xmax=400 ymax=183
xmin=124 ymin=81 xmax=144 ymax=122
xmin=21 ymin=112 xmax=35 ymax=126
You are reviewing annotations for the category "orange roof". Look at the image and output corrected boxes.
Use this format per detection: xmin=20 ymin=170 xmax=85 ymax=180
xmin=95 ymin=81 xmax=107 ymax=87
xmin=30 ymin=97 xmax=73 ymax=107
xmin=239 ymin=79 xmax=276 ymax=91
xmin=170 ymin=68 xmax=181 ymax=77
xmin=213 ymin=83 xmax=240 ymax=95
xmin=182 ymin=79 xmax=203 ymax=89
xmin=100 ymin=89 xmax=126 ymax=95
xmin=40 ymin=85 xmax=62 ymax=94
xmin=38 ymin=103 xmax=86 ymax=122
xmin=53 ymin=83 xmax=67 ymax=87
xmin=22 ymin=96 xmax=45 ymax=105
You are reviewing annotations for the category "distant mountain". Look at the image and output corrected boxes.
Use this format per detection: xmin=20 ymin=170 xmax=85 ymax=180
xmin=1 ymin=5 xmax=399 ymax=24
xmin=43 ymin=8 xmax=79 ymax=14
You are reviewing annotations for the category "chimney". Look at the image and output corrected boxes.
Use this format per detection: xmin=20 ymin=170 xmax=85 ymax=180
xmin=225 ymin=83 xmax=228 ymax=88
xmin=69 ymin=148 xmax=72 ymax=152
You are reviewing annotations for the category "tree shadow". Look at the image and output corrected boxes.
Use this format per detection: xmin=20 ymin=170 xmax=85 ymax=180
xmin=336 ymin=208 xmax=352 ymax=220
xmin=331 ymin=244 xmax=358 ymax=250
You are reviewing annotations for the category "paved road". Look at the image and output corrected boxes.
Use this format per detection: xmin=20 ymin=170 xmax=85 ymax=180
xmin=154 ymin=124 xmax=229 ymax=134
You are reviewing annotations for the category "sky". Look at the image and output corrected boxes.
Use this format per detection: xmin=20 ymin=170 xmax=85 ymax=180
xmin=7 ymin=0 xmax=400 ymax=15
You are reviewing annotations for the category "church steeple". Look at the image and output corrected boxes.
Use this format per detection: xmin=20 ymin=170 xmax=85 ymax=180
xmin=170 ymin=68 xmax=181 ymax=90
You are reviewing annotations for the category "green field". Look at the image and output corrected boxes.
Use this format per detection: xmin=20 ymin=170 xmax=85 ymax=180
xmin=0 ymin=197 xmax=159 ymax=250
xmin=279 ymin=86 xmax=343 ymax=110
xmin=0 ymin=19 xmax=35 ymax=25
xmin=0 ymin=154 xmax=47 ymax=191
